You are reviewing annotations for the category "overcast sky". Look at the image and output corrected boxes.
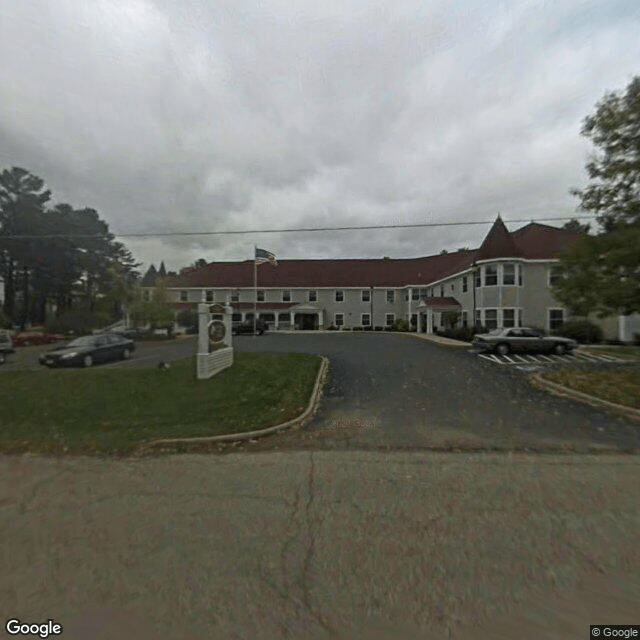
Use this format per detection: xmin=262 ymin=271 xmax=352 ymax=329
xmin=1 ymin=0 xmax=638 ymax=272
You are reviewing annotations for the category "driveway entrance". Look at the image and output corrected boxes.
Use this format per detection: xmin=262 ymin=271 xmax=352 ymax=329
xmin=234 ymin=333 xmax=639 ymax=452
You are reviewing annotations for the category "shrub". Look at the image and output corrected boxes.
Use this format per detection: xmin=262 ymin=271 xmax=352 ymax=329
xmin=634 ymin=333 xmax=640 ymax=346
xmin=353 ymin=326 xmax=363 ymax=332
xmin=176 ymin=308 xmax=198 ymax=330
xmin=374 ymin=326 xmax=383 ymax=331
xmin=327 ymin=325 xmax=338 ymax=331
xmin=46 ymin=310 xmax=111 ymax=335
xmin=555 ymin=320 xmax=603 ymax=344
xmin=392 ymin=318 xmax=409 ymax=332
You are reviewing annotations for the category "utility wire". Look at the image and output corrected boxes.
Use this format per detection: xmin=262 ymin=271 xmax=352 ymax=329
xmin=1 ymin=215 xmax=595 ymax=240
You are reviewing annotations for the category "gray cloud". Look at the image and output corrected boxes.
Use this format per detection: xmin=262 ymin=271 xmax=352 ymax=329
xmin=0 ymin=0 xmax=638 ymax=272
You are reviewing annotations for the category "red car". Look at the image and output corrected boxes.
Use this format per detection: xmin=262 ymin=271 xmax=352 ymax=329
xmin=12 ymin=331 xmax=63 ymax=347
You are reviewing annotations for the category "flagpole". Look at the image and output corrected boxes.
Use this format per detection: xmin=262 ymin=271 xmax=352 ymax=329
xmin=253 ymin=245 xmax=257 ymax=336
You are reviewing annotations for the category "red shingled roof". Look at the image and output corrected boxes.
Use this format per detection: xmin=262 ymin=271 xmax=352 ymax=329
xmin=157 ymin=219 xmax=582 ymax=289
xmin=475 ymin=216 xmax=520 ymax=261
xmin=164 ymin=250 xmax=478 ymax=288
xmin=419 ymin=297 xmax=460 ymax=307
xmin=511 ymin=223 xmax=582 ymax=259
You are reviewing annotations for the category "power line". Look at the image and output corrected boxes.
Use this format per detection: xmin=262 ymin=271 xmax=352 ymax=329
xmin=1 ymin=215 xmax=595 ymax=240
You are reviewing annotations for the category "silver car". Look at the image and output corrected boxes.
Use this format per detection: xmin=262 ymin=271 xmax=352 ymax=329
xmin=472 ymin=327 xmax=578 ymax=356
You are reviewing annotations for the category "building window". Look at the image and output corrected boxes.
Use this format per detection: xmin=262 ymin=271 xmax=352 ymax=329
xmin=485 ymin=309 xmax=498 ymax=330
xmin=180 ymin=290 xmax=188 ymax=302
xmin=503 ymin=309 xmax=515 ymax=327
xmin=461 ymin=311 xmax=468 ymax=327
xmin=205 ymin=290 xmax=214 ymax=302
xmin=386 ymin=313 xmax=395 ymax=326
xmin=335 ymin=290 xmax=344 ymax=303
xmin=308 ymin=290 xmax=317 ymax=302
xmin=386 ymin=290 xmax=395 ymax=303
xmin=475 ymin=270 xmax=482 ymax=288
xmin=549 ymin=308 xmax=564 ymax=331
xmin=549 ymin=266 xmax=563 ymax=286
xmin=245 ymin=313 xmax=254 ymax=321
xmin=412 ymin=291 xmax=420 ymax=300
xmin=411 ymin=313 xmax=417 ymax=327
xmin=334 ymin=313 xmax=344 ymax=327
xmin=361 ymin=313 xmax=371 ymax=326
xmin=282 ymin=290 xmax=291 ymax=302
xmin=518 ymin=265 xmax=523 ymax=286
xmin=462 ymin=276 xmax=468 ymax=293
xmin=362 ymin=289 xmax=371 ymax=302
xmin=484 ymin=265 xmax=498 ymax=286
xmin=474 ymin=309 xmax=481 ymax=327
xmin=257 ymin=290 xmax=265 ymax=302
xmin=451 ymin=283 xmax=454 ymax=291
xmin=440 ymin=286 xmax=444 ymax=297
xmin=420 ymin=288 xmax=427 ymax=297
xmin=231 ymin=291 xmax=239 ymax=302
xmin=502 ymin=264 xmax=515 ymax=286
xmin=232 ymin=313 xmax=242 ymax=322
xmin=278 ymin=312 xmax=290 ymax=324
xmin=261 ymin=313 xmax=275 ymax=323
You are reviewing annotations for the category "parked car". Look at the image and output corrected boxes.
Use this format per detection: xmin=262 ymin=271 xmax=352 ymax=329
xmin=232 ymin=319 xmax=267 ymax=336
xmin=13 ymin=330 xmax=63 ymax=347
xmin=472 ymin=327 xmax=578 ymax=356
xmin=38 ymin=333 xmax=135 ymax=368
xmin=0 ymin=330 xmax=15 ymax=365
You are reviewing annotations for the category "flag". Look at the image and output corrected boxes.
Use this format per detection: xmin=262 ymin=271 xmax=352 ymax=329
xmin=255 ymin=248 xmax=278 ymax=266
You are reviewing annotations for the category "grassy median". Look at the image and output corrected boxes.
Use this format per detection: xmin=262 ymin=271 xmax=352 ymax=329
xmin=0 ymin=353 xmax=321 ymax=455
xmin=542 ymin=366 xmax=640 ymax=409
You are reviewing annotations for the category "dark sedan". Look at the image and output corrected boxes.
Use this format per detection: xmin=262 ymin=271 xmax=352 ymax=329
xmin=232 ymin=319 xmax=267 ymax=336
xmin=38 ymin=333 xmax=135 ymax=368
xmin=472 ymin=327 xmax=578 ymax=356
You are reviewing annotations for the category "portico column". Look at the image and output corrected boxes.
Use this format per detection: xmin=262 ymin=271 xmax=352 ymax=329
xmin=318 ymin=311 xmax=323 ymax=329
xmin=427 ymin=309 xmax=433 ymax=334
xmin=275 ymin=314 xmax=279 ymax=330
xmin=417 ymin=312 xmax=423 ymax=333
xmin=290 ymin=311 xmax=294 ymax=329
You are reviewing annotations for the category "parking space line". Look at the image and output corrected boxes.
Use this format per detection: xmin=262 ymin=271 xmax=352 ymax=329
xmin=537 ymin=355 xmax=554 ymax=363
xmin=527 ymin=355 xmax=542 ymax=363
xmin=478 ymin=354 xmax=505 ymax=364
xmin=514 ymin=355 xmax=529 ymax=363
xmin=503 ymin=355 xmax=516 ymax=363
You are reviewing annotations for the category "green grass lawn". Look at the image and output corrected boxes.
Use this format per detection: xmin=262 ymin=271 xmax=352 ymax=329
xmin=542 ymin=367 xmax=640 ymax=409
xmin=582 ymin=346 xmax=640 ymax=361
xmin=0 ymin=353 xmax=321 ymax=455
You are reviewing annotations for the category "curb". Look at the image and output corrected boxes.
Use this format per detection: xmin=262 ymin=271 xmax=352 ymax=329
xmin=530 ymin=372 xmax=640 ymax=422
xmin=135 ymin=356 xmax=330 ymax=453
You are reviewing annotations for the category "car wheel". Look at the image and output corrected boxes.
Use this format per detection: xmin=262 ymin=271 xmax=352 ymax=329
xmin=122 ymin=348 xmax=131 ymax=360
xmin=553 ymin=343 xmax=566 ymax=355
xmin=83 ymin=355 xmax=93 ymax=367
xmin=496 ymin=343 xmax=510 ymax=356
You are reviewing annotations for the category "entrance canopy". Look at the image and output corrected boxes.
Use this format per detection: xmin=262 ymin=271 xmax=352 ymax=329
xmin=416 ymin=297 xmax=461 ymax=334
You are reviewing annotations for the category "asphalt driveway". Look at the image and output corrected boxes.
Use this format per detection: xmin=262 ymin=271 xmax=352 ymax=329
xmin=232 ymin=333 xmax=640 ymax=453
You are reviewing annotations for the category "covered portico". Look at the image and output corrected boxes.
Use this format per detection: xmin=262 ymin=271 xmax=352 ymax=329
xmin=289 ymin=302 xmax=324 ymax=330
xmin=416 ymin=297 xmax=461 ymax=334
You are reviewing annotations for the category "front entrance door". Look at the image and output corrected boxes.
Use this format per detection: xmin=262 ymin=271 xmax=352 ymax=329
xmin=296 ymin=313 xmax=317 ymax=330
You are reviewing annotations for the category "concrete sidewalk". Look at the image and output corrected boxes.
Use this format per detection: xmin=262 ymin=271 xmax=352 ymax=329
xmin=2 ymin=451 xmax=638 ymax=639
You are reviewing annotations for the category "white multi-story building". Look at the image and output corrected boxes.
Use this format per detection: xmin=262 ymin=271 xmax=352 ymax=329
xmin=141 ymin=217 xmax=639 ymax=341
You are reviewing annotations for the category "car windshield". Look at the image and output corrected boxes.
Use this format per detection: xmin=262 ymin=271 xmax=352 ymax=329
xmin=66 ymin=336 xmax=96 ymax=348
xmin=488 ymin=329 xmax=503 ymax=336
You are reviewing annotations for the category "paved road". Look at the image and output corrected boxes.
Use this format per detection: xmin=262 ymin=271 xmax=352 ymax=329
xmin=230 ymin=333 xmax=639 ymax=453
xmin=2 ymin=451 xmax=638 ymax=639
